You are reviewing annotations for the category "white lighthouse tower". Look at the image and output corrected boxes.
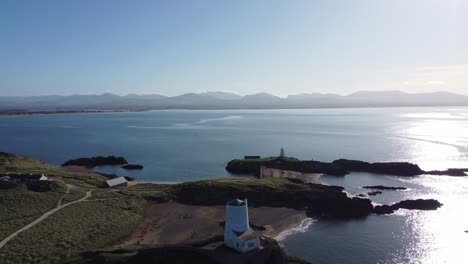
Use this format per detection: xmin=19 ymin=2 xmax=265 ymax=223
xmin=224 ymin=199 xmax=260 ymax=253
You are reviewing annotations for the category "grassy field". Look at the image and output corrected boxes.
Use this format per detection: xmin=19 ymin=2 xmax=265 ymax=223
xmin=0 ymin=152 xmax=316 ymax=264
xmin=0 ymin=196 xmax=145 ymax=264
xmin=0 ymin=152 xmax=108 ymax=187
xmin=0 ymin=152 xmax=147 ymax=264
xmin=0 ymin=184 xmax=67 ymax=241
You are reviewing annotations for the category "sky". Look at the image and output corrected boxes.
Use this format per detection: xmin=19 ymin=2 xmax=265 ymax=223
xmin=1 ymin=0 xmax=468 ymax=97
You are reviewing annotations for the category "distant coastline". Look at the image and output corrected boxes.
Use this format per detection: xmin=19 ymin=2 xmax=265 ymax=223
xmin=1 ymin=90 xmax=468 ymax=113
xmin=0 ymin=110 xmax=142 ymax=116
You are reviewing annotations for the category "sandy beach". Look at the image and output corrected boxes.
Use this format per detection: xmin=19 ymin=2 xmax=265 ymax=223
xmin=123 ymin=202 xmax=307 ymax=246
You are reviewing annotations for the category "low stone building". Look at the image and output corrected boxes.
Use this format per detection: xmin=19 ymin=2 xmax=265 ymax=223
xmin=105 ymin=176 xmax=128 ymax=188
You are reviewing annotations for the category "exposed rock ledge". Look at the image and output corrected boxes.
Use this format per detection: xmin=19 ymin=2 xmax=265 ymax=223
xmin=121 ymin=164 xmax=144 ymax=170
xmin=62 ymin=156 xmax=128 ymax=167
xmin=363 ymin=185 xmax=407 ymax=191
xmin=373 ymin=199 xmax=443 ymax=215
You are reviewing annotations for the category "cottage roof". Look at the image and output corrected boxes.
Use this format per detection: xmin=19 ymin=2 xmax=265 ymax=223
xmin=234 ymin=228 xmax=259 ymax=241
xmin=106 ymin=177 xmax=128 ymax=187
xmin=227 ymin=199 xmax=246 ymax=206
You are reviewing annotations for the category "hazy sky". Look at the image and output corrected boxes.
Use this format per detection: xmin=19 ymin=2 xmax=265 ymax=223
xmin=1 ymin=0 xmax=468 ymax=97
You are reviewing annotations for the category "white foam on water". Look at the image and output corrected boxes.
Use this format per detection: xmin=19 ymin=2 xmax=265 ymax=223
xmin=196 ymin=115 xmax=242 ymax=124
xmin=276 ymin=218 xmax=315 ymax=242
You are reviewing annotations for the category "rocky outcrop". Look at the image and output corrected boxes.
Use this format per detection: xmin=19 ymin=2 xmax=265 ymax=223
xmin=226 ymin=157 xmax=347 ymax=176
xmin=227 ymin=157 xmax=467 ymax=177
xmin=169 ymin=179 xmax=374 ymax=219
xmin=121 ymin=164 xmax=144 ymax=170
xmin=332 ymin=159 xmax=424 ymax=176
xmin=363 ymin=186 xmax=407 ymax=191
xmin=62 ymin=156 xmax=128 ymax=167
xmin=367 ymin=191 xmax=382 ymax=196
xmin=373 ymin=199 xmax=443 ymax=215
xmin=393 ymin=199 xmax=442 ymax=210
xmin=427 ymin=169 xmax=468 ymax=176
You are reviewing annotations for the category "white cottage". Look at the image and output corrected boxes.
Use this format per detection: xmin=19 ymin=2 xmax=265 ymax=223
xmin=224 ymin=199 xmax=260 ymax=253
xmin=105 ymin=177 xmax=128 ymax=188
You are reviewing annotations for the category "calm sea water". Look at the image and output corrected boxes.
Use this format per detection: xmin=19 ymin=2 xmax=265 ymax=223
xmin=1 ymin=107 xmax=468 ymax=263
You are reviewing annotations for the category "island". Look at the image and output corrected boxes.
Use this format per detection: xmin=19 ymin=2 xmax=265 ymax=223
xmin=62 ymin=156 xmax=128 ymax=167
xmin=0 ymin=152 xmax=443 ymax=264
xmin=121 ymin=164 xmax=144 ymax=170
xmin=226 ymin=156 xmax=468 ymax=177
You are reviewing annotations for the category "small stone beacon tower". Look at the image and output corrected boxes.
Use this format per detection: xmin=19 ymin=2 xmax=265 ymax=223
xmin=280 ymin=147 xmax=285 ymax=158
xmin=224 ymin=199 xmax=260 ymax=253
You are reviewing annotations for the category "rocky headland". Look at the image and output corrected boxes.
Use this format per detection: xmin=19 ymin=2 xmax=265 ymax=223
xmin=226 ymin=157 xmax=468 ymax=177
xmin=373 ymin=199 xmax=443 ymax=215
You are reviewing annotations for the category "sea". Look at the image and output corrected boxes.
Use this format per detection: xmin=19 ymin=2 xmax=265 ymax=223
xmin=1 ymin=107 xmax=467 ymax=264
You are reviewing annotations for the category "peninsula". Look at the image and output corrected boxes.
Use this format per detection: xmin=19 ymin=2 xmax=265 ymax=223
xmin=226 ymin=157 xmax=468 ymax=177
xmin=0 ymin=152 xmax=443 ymax=264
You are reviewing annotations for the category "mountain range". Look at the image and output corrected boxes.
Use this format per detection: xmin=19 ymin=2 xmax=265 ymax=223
xmin=1 ymin=90 xmax=467 ymax=111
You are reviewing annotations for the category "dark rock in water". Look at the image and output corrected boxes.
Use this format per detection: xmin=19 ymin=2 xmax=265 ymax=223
xmin=62 ymin=156 xmax=128 ymax=167
xmin=373 ymin=205 xmax=395 ymax=215
xmin=121 ymin=164 xmax=144 ymax=170
xmin=363 ymin=185 xmax=407 ymax=191
xmin=393 ymin=199 xmax=442 ymax=210
xmin=124 ymin=176 xmax=135 ymax=181
xmin=306 ymin=197 xmax=374 ymax=219
xmin=427 ymin=168 xmax=468 ymax=176
xmin=367 ymin=191 xmax=383 ymax=196
xmin=373 ymin=199 xmax=443 ymax=215
xmin=356 ymin=194 xmax=367 ymax=198
xmin=465 ymin=231 xmax=468 ymax=233
xmin=333 ymin=159 xmax=425 ymax=176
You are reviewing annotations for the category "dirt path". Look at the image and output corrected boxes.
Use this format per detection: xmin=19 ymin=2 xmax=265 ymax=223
xmin=57 ymin=184 xmax=72 ymax=207
xmin=0 ymin=189 xmax=94 ymax=249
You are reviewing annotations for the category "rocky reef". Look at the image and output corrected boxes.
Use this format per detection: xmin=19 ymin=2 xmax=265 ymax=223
xmin=226 ymin=157 xmax=467 ymax=177
xmin=363 ymin=185 xmax=407 ymax=191
xmin=373 ymin=199 xmax=443 ymax=215
xmin=121 ymin=164 xmax=144 ymax=170
xmin=62 ymin=156 xmax=128 ymax=167
xmin=332 ymin=159 xmax=424 ymax=176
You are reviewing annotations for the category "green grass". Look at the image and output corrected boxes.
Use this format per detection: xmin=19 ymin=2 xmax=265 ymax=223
xmin=0 ymin=152 xmax=108 ymax=188
xmin=0 ymin=195 xmax=146 ymax=264
xmin=0 ymin=152 xmax=311 ymax=264
xmin=0 ymin=183 xmax=67 ymax=241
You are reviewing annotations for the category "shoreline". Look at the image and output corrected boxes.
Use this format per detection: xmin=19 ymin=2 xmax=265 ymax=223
xmin=2 ymin=105 xmax=468 ymax=117
xmin=122 ymin=201 xmax=308 ymax=247
xmin=0 ymin=110 xmax=142 ymax=116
